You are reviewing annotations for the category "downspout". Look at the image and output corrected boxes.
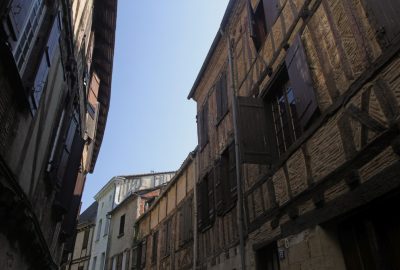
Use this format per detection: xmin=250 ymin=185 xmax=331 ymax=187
xmin=192 ymin=150 xmax=198 ymax=270
xmin=221 ymin=27 xmax=247 ymax=270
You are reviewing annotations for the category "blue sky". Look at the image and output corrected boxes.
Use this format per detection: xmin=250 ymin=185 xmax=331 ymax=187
xmin=81 ymin=1 xmax=230 ymax=211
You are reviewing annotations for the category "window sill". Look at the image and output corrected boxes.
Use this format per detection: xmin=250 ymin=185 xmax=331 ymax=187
xmin=117 ymin=233 xmax=124 ymax=238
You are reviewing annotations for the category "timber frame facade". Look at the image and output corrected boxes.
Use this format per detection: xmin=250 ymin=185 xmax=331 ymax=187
xmin=133 ymin=152 xmax=196 ymax=270
xmin=189 ymin=0 xmax=400 ymax=269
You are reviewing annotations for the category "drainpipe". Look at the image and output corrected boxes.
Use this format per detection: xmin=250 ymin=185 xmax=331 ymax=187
xmin=192 ymin=150 xmax=199 ymax=270
xmin=221 ymin=27 xmax=247 ymax=270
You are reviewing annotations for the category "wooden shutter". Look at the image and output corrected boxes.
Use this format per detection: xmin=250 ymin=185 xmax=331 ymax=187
xmin=56 ymin=121 xmax=84 ymax=212
xmin=200 ymin=104 xmax=209 ymax=148
xmin=228 ymin=143 xmax=237 ymax=201
xmin=33 ymin=54 xmax=50 ymax=107
xmin=285 ymin=34 xmax=318 ymax=130
xmin=263 ymin=0 xmax=280 ymax=30
xmin=179 ymin=207 xmax=184 ymax=246
xmin=132 ymin=244 xmax=140 ymax=268
xmin=6 ymin=0 xmax=33 ymax=42
xmin=46 ymin=14 xmax=61 ymax=62
xmin=140 ymin=239 xmax=147 ymax=268
xmin=364 ymin=0 xmax=400 ymax=45
xmin=187 ymin=198 xmax=193 ymax=239
xmin=207 ymin=170 xmax=215 ymax=222
xmin=151 ymin=231 xmax=158 ymax=263
xmin=216 ymin=72 xmax=228 ymax=122
xmin=237 ymin=96 xmax=275 ymax=164
xmin=214 ymin=159 xmax=224 ymax=215
xmin=196 ymin=181 xmax=204 ymax=230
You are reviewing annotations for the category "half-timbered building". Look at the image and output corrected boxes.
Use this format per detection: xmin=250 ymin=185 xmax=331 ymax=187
xmin=188 ymin=0 xmax=400 ymax=269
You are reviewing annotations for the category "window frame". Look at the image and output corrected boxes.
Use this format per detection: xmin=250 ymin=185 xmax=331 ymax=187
xmin=118 ymin=214 xmax=125 ymax=237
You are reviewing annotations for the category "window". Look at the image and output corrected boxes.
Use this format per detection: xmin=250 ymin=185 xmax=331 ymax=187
xmin=82 ymin=229 xmax=90 ymax=249
xmin=31 ymin=12 xmax=61 ymax=110
xmin=115 ymin=253 xmax=123 ymax=270
xmin=270 ymin=69 xmax=302 ymax=156
xmin=100 ymin=252 xmax=105 ymax=270
xmin=179 ymin=198 xmax=193 ymax=246
xmin=92 ymin=256 xmax=97 ymax=270
xmin=197 ymin=171 xmax=214 ymax=231
xmin=161 ymin=218 xmax=172 ymax=257
xmin=96 ymin=219 xmax=102 ymax=241
xmin=236 ymin=34 xmax=318 ymax=162
xmin=248 ymin=0 xmax=280 ymax=51
xmin=249 ymin=0 xmax=267 ymax=51
xmin=141 ymin=239 xmax=147 ymax=268
xmin=119 ymin=214 xmax=125 ymax=236
xmin=151 ymin=231 xmax=158 ymax=264
xmin=198 ymin=102 xmax=209 ymax=149
xmin=104 ymin=218 xmax=110 ymax=236
xmin=215 ymin=143 xmax=237 ymax=215
xmin=255 ymin=242 xmax=280 ymax=270
xmin=270 ymin=34 xmax=318 ymax=156
xmin=216 ymin=72 xmax=228 ymax=123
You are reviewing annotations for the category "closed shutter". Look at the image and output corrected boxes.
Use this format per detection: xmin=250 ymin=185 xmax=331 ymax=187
xmin=140 ymin=239 xmax=147 ymax=268
xmin=263 ymin=0 xmax=280 ymax=30
xmin=228 ymin=143 xmax=237 ymax=201
xmin=216 ymin=72 xmax=228 ymax=122
xmin=199 ymin=103 xmax=209 ymax=149
xmin=132 ymin=244 xmax=140 ymax=268
xmin=214 ymin=159 xmax=224 ymax=215
xmin=179 ymin=208 xmax=184 ymax=246
xmin=187 ymin=198 xmax=193 ymax=239
xmin=237 ymin=97 xmax=275 ymax=164
xmin=364 ymin=0 xmax=400 ymax=45
xmin=196 ymin=181 xmax=204 ymax=230
xmin=285 ymin=34 xmax=318 ymax=130
xmin=207 ymin=170 xmax=215 ymax=221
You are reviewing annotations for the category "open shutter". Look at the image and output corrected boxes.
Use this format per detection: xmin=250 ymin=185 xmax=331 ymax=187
xmin=32 ymin=15 xmax=61 ymax=108
xmin=198 ymin=103 xmax=209 ymax=149
xmin=46 ymin=13 xmax=61 ymax=62
xmin=364 ymin=0 xmax=400 ymax=45
xmin=263 ymin=0 xmax=280 ymax=30
xmin=285 ymin=34 xmax=318 ymax=130
xmin=237 ymin=96 xmax=275 ymax=164
xmin=33 ymin=54 xmax=50 ymax=107
xmin=57 ymin=126 xmax=84 ymax=209
xmin=6 ymin=0 xmax=33 ymax=42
